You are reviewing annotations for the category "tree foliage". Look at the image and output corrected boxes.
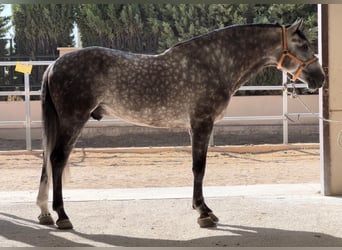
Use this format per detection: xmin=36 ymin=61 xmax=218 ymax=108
xmin=75 ymin=4 xmax=317 ymax=93
xmin=76 ymin=4 xmax=317 ymax=53
xmin=76 ymin=4 xmax=162 ymax=53
xmin=0 ymin=4 xmax=10 ymax=58
xmin=10 ymin=4 xmax=76 ymax=93
xmin=12 ymin=4 xmax=76 ymax=60
xmin=0 ymin=4 xmax=10 ymax=99
xmin=8 ymin=4 xmax=318 ymax=94
xmin=10 ymin=3 xmax=319 ymax=59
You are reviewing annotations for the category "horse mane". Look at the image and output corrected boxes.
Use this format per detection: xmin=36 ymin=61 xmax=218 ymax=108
xmin=170 ymin=23 xmax=281 ymax=50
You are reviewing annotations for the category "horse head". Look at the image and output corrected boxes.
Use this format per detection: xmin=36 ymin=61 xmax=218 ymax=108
xmin=276 ymin=19 xmax=325 ymax=90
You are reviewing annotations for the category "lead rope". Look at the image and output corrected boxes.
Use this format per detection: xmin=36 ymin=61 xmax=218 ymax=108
xmin=285 ymin=83 xmax=342 ymax=147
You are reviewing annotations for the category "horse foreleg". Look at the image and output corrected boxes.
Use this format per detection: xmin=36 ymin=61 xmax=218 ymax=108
xmin=190 ymin=120 xmax=218 ymax=228
xmin=37 ymin=154 xmax=54 ymax=225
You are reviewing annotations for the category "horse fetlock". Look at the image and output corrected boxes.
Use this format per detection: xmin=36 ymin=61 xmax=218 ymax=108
xmin=193 ymin=200 xmax=212 ymax=213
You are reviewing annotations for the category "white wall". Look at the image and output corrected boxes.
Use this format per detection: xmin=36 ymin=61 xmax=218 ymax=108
xmin=0 ymin=95 xmax=319 ymax=140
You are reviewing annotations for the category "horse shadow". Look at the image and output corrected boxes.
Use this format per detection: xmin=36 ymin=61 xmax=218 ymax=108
xmin=1 ymin=212 xmax=342 ymax=247
xmin=0 ymin=213 xmax=90 ymax=247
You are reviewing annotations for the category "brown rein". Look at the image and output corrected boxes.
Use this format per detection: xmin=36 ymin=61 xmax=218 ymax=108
xmin=277 ymin=25 xmax=318 ymax=82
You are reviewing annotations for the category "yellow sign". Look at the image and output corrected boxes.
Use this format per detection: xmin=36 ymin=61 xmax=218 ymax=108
xmin=15 ymin=62 xmax=33 ymax=74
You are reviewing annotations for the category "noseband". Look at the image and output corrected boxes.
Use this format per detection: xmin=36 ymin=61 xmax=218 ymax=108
xmin=277 ymin=25 xmax=318 ymax=82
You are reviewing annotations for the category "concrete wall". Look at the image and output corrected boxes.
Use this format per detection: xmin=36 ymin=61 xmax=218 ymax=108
xmin=57 ymin=47 xmax=80 ymax=57
xmin=322 ymin=4 xmax=342 ymax=195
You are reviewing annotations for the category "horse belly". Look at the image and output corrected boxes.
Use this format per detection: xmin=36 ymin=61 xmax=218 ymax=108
xmin=102 ymin=76 xmax=192 ymax=128
xmin=102 ymin=104 xmax=191 ymax=129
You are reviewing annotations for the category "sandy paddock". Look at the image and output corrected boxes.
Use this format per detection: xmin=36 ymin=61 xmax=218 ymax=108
xmin=0 ymin=144 xmax=320 ymax=192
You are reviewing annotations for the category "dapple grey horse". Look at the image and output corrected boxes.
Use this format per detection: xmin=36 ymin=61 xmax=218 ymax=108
xmin=36 ymin=19 xmax=324 ymax=229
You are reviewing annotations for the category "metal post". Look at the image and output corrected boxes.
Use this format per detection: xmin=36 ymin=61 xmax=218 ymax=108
xmin=318 ymin=4 xmax=330 ymax=195
xmin=24 ymin=73 xmax=32 ymax=150
xmin=282 ymin=71 xmax=288 ymax=144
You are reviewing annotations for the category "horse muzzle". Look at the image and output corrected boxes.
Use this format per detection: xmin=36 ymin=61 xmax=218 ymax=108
xmin=300 ymin=64 xmax=325 ymax=90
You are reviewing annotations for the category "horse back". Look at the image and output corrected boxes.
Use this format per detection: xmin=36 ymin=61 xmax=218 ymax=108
xmin=47 ymin=46 xmax=230 ymax=128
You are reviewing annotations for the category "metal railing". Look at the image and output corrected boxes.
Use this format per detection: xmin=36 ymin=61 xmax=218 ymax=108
xmin=217 ymin=72 xmax=319 ymax=145
xmin=0 ymin=61 xmax=318 ymax=150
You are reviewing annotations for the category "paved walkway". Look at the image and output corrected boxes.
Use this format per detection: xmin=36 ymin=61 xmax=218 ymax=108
xmin=1 ymin=183 xmax=342 ymax=247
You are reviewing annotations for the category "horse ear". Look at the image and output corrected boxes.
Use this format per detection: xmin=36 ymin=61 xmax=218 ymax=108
xmin=288 ymin=19 xmax=303 ymax=33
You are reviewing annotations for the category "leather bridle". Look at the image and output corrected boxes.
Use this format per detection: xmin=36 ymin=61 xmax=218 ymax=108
xmin=277 ymin=25 xmax=318 ymax=82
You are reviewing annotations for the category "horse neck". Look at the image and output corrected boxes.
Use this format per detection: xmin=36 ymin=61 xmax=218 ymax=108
xmin=230 ymin=25 xmax=282 ymax=61
xmin=218 ymin=26 xmax=282 ymax=88
xmin=169 ymin=25 xmax=283 ymax=91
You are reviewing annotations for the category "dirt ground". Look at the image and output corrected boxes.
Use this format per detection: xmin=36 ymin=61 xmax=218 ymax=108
xmin=0 ymin=144 xmax=320 ymax=192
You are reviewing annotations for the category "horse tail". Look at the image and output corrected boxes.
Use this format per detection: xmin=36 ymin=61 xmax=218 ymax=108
xmin=41 ymin=63 xmax=58 ymax=179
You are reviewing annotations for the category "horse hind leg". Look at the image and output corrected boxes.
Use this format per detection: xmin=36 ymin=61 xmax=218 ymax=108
xmin=190 ymin=119 xmax=219 ymax=228
xmin=50 ymin=124 xmax=85 ymax=230
xmin=36 ymin=123 xmax=82 ymax=229
xmin=36 ymin=129 xmax=78 ymax=229
xmin=36 ymin=153 xmax=54 ymax=225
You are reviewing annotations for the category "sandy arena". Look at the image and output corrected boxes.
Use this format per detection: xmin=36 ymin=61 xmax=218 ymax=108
xmin=5 ymin=144 xmax=342 ymax=248
xmin=0 ymin=144 xmax=320 ymax=192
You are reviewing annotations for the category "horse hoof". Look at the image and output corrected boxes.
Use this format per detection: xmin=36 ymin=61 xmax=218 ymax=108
xmin=56 ymin=219 xmax=73 ymax=230
xmin=197 ymin=216 xmax=217 ymax=228
xmin=38 ymin=213 xmax=55 ymax=225
xmin=208 ymin=212 xmax=219 ymax=222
